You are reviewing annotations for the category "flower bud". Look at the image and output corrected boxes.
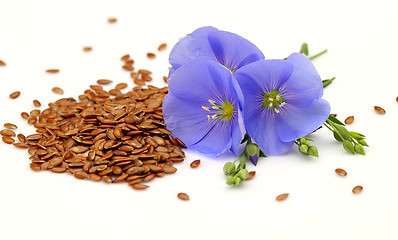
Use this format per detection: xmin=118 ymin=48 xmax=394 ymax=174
xmin=308 ymin=146 xmax=319 ymax=157
xmin=223 ymin=162 xmax=235 ymax=175
xmin=343 ymin=140 xmax=355 ymax=154
xmin=299 ymin=144 xmax=309 ymax=155
xmin=237 ymin=169 xmax=249 ymax=180
xmin=357 ymin=139 xmax=369 ymax=147
xmin=349 ymin=131 xmax=365 ymax=141
xmin=226 ymin=176 xmax=235 ymax=185
xmin=234 ymin=177 xmax=242 ymax=186
xmin=354 ymin=143 xmax=365 ymax=155
xmin=334 ymin=124 xmax=351 ymax=140
xmin=246 ymin=143 xmax=258 ymax=156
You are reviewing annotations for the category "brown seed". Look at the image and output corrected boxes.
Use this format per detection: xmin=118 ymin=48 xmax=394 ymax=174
xmin=74 ymin=171 xmax=89 ymax=180
xmin=46 ymin=69 xmax=59 ymax=73
xmin=89 ymin=174 xmax=102 ymax=182
xmin=113 ymin=173 xmax=128 ymax=183
xmin=344 ymin=116 xmax=354 ymax=125
xmin=143 ymin=173 xmax=156 ymax=182
xmin=121 ymin=54 xmax=130 ymax=61
xmin=17 ymin=134 xmax=26 ymax=143
xmin=177 ymin=192 xmax=189 ymax=201
xmin=246 ymin=171 xmax=256 ymax=180
xmin=352 ymin=185 xmax=363 ymax=194
xmin=158 ymin=43 xmax=167 ymax=51
xmin=21 ymin=112 xmax=29 ymax=119
xmin=138 ymin=69 xmax=152 ymax=75
xmin=97 ymin=79 xmax=113 ymax=85
xmin=396 ymin=96 xmax=398 ymax=102
xmin=52 ymin=87 xmax=64 ymax=95
xmin=1 ymin=129 xmax=16 ymax=137
xmin=30 ymin=109 xmax=41 ymax=117
xmin=30 ymin=163 xmax=41 ymax=171
xmin=0 ymin=60 xmax=6 ymax=66
xmin=9 ymin=91 xmax=21 ymax=99
xmin=163 ymin=76 xmax=168 ymax=83
xmin=50 ymin=167 xmax=67 ymax=173
xmin=175 ymin=138 xmax=187 ymax=148
xmin=190 ymin=160 xmax=201 ymax=168
xmin=102 ymin=175 xmax=113 ymax=183
xmin=108 ymin=17 xmax=117 ymax=23
xmin=3 ymin=123 xmax=17 ymax=129
xmin=83 ymin=46 xmax=92 ymax=52
xmin=335 ymin=168 xmax=347 ymax=176
xmin=134 ymin=79 xmax=145 ymax=86
xmin=131 ymin=183 xmax=149 ymax=190
xmin=33 ymin=100 xmax=41 ymax=107
xmin=147 ymin=53 xmax=156 ymax=59
xmin=374 ymin=106 xmax=385 ymax=114
xmin=115 ymin=82 xmax=128 ymax=90
xmin=2 ymin=136 xmax=15 ymax=144
xmin=276 ymin=193 xmax=289 ymax=201
xmin=27 ymin=117 xmax=37 ymax=125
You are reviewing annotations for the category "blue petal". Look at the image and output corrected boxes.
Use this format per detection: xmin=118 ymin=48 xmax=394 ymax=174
xmin=169 ymin=26 xmax=218 ymax=71
xmin=249 ymin=155 xmax=258 ymax=166
xmin=234 ymin=59 xmax=294 ymax=94
xmin=163 ymin=94 xmax=213 ymax=147
xmin=281 ymin=53 xmax=323 ymax=107
xmin=230 ymin=115 xmax=243 ymax=155
xmin=276 ymin=99 xmax=331 ymax=142
xmin=207 ymin=30 xmax=264 ymax=72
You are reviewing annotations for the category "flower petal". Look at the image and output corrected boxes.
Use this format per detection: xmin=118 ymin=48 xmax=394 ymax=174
xmin=234 ymin=59 xmax=294 ymax=94
xmin=169 ymin=26 xmax=218 ymax=72
xmin=281 ymin=53 xmax=323 ymax=107
xmin=230 ymin=115 xmax=243 ymax=155
xmin=276 ymin=99 xmax=331 ymax=142
xmin=207 ymin=30 xmax=264 ymax=72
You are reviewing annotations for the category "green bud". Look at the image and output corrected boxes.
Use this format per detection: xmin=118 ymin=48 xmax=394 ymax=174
xmin=226 ymin=176 xmax=235 ymax=185
xmin=343 ymin=140 xmax=355 ymax=154
xmin=357 ymin=139 xmax=369 ymax=147
xmin=299 ymin=144 xmax=309 ymax=154
xmin=349 ymin=131 xmax=365 ymax=141
xmin=333 ymin=124 xmax=351 ymax=140
xmin=354 ymin=144 xmax=366 ymax=155
xmin=223 ymin=162 xmax=235 ymax=175
xmin=308 ymin=146 xmax=319 ymax=157
xmin=246 ymin=143 xmax=258 ymax=156
xmin=333 ymin=131 xmax=343 ymax=142
xmin=237 ymin=169 xmax=249 ymax=180
xmin=300 ymin=137 xmax=307 ymax=145
xmin=234 ymin=177 xmax=242 ymax=186
xmin=300 ymin=42 xmax=309 ymax=56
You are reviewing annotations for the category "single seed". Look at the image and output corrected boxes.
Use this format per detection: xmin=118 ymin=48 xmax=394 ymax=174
xmin=131 ymin=183 xmax=149 ymax=190
xmin=3 ymin=123 xmax=17 ymax=129
xmin=108 ymin=18 xmax=117 ymax=23
xmin=50 ymin=167 xmax=67 ymax=173
xmin=177 ymin=192 xmax=189 ymax=201
xmin=2 ymin=136 xmax=15 ymax=144
xmin=276 ymin=193 xmax=289 ymax=201
xmin=102 ymin=175 xmax=113 ymax=183
xmin=175 ymin=138 xmax=187 ymax=148
xmin=138 ymin=69 xmax=152 ymax=75
xmin=74 ymin=171 xmax=89 ymax=180
xmin=46 ymin=69 xmax=59 ymax=73
xmin=27 ymin=117 xmax=37 ymax=125
xmin=30 ymin=109 xmax=41 ymax=117
xmin=52 ymin=87 xmax=64 ymax=95
xmin=330 ymin=114 xmax=337 ymax=117
xmin=121 ymin=54 xmax=130 ymax=61
xmin=1 ymin=129 xmax=16 ymax=137
xmin=97 ymin=79 xmax=113 ymax=85
xmin=13 ymin=142 xmax=29 ymax=148
xmin=335 ymin=168 xmax=347 ymax=176
xmin=246 ymin=171 xmax=256 ymax=180
xmin=21 ymin=112 xmax=29 ymax=119
xmin=147 ymin=53 xmax=156 ymax=59
xmin=190 ymin=159 xmax=201 ymax=168
xmin=158 ymin=43 xmax=167 ymax=51
xmin=83 ymin=46 xmax=92 ymax=52
xmin=374 ymin=106 xmax=386 ymax=114
xmin=396 ymin=96 xmax=398 ymax=102
xmin=115 ymin=82 xmax=128 ymax=90
xmin=9 ymin=91 xmax=21 ymax=99
xmin=30 ymin=163 xmax=41 ymax=171
xmin=352 ymin=185 xmax=363 ymax=194
xmin=163 ymin=76 xmax=168 ymax=83
xmin=344 ymin=116 xmax=354 ymax=125
xmin=134 ymin=79 xmax=145 ymax=86
xmin=33 ymin=100 xmax=41 ymax=107
xmin=17 ymin=133 xmax=26 ymax=142
xmin=0 ymin=60 xmax=6 ymax=66
xmin=89 ymin=174 xmax=101 ymax=182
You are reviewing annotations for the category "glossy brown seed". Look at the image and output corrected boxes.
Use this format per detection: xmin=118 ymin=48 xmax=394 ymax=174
xmin=9 ymin=91 xmax=21 ymax=99
xmin=50 ymin=167 xmax=67 ymax=173
xmin=374 ymin=106 xmax=386 ymax=114
xmin=344 ymin=116 xmax=354 ymax=125
xmin=163 ymin=76 xmax=168 ymax=83
xmin=4 ymin=123 xmax=17 ymax=129
xmin=177 ymin=192 xmax=189 ymax=201
xmin=30 ymin=109 xmax=41 ymax=117
xmin=33 ymin=100 xmax=41 ymax=107
xmin=46 ymin=69 xmax=59 ymax=73
xmin=190 ymin=160 xmax=201 ymax=168
xmin=115 ymin=82 xmax=128 ymax=90
xmin=276 ymin=193 xmax=289 ymax=201
xmin=175 ymin=138 xmax=187 ymax=148
xmin=74 ymin=171 xmax=89 ymax=180
xmin=138 ymin=69 xmax=152 ymax=75
xmin=147 ymin=53 xmax=156 ymax=59
xmin=2 ymin=136 xmax=15 ymax=144
xmin=330 ymin=113 xmax=337 ymax=117
xmin=143 ymin=173 xmax=156 ymax=182
xmin=246 ymin=171 xmax=256 ymax=180
xmin=134 ymin=79 xmax=145 ymax=85
xmin=0 ymin=60 xmax=6 ymax=66
xmin=396 ymin=96 xmax=398 ymax=102
xmin=108 ymin=18 xmax=117 ymax=23
xmin=30 ymin=163 xmax=41 ymax=171
xmin=83 ymin=46 xmax=92 ymax=52
xmin=352 ymin=185 xmax=363 ymax=194
xmin=89 ymin=174 xmax=101 ymax=182
xmin=17 ymin=134 xmax=26 ymax=143
xmin=121 ymin=54 xmax=130 ymax=61
xmin=113 ymin=173 xmax=128 ymax=183
xmin=102 ymin=175 xmax=113 ymax=183
xmin=52 ymin=87 xmax=64 ymax=95
xmin=335 ymin=168 xmax=347 ymax=176
xmin=131 ymin=183 xmax=149 ymax=190
xmin=1 ymin=129 xmax=16 ymax=137
xmin=158 ymin=43 xmax=167 ymax=51
xmin=97 ymin=79 xmax=113 ymax=85
xmin=21 ymin=112 xmax=29 ymax=119
xmin=27 ymin=117 xmax=37 ymax=125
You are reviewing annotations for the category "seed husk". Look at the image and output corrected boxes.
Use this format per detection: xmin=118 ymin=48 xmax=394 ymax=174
xmin=335 ymin=168 xmax=347 ymax=176
xmin=158 ymin=43 xmax=167 ymax=51
xmin=177 ymin=192 xmax=189 ymax=201
xmin=97 ymin=79 xmax=113 ymax=85
xmin=46 ymin=69 xmax=59 ymax=73
xmin=276 ymin=193 xmax=289 ymax=201
xmin=352 ymin=185 xmax=363 ymax=194
xmin=190 ymin=159 xmax=201 ymax=168
xmin=344 ymin=116 xmax=354 ymax=125
xmin=246 ymin=171 xmax=256 ymax=180
xmin=374 ymin=106 xmax=385 ymax=114
xmin=9 ymin=91 xmax=21 ymax=99
xmin=33 ymin=100 xmax=41 ymax=107
xmin=52 ymin=87 xmax=64 ymax=95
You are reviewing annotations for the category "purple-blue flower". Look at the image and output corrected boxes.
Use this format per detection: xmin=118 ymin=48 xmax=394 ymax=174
xmin=163 ymin=58 xmax=244 ymax=157
xmin=168 ymin=26 xmax=264 ymax=78
xmin=234 ymin=53 xmax=331 ymax=155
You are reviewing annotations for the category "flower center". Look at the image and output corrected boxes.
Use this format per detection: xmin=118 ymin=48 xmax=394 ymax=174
xmin=202 ymin=99 xmax=234 ymax=121
xmin=263 ymin=90 xmax=285 ymax=113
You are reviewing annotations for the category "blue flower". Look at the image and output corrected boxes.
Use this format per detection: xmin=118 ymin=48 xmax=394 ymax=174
xmin=163 ymin=58 xmax=244 ymax=157
xmin=168 ymin=26 xmax=264 ymax=78
xmin=234 ymin=53 xmax=331 ymax=155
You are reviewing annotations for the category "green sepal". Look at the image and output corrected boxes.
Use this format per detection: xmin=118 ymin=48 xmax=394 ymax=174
xmin=354 ymin=144 xmax=366 ymax=155
xmin=223 ymin=162 xmax=235 ymax=175
xmin=259 ymin=150 xmax=267 ymax=158
xmin=343 ymin=140 xmax=355 ymax=154
xmin=333 ymin=131 xmax=343 ymax=142
xmin=299 ymin=144 xmax=309 ymax=155
xmin=300 ymin=43 xmax=309 ymax=56
xmin=328 ymin=115 xmax=345 ymax=126
xmin=322 ymin=77 xmax=335 ymax=88
xmin=240 ymin=134 xmax=250 ymax=144
xmin=333 ymin=124 xmax=351 ymax=140
xmin=357 ymin=139 xmax=369 ymax=147
xmin=308 ymin=146 xmax=319 ymax=157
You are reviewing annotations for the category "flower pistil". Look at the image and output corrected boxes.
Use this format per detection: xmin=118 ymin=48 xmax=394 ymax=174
xmin=203 ymin=99 xmax=234 ymax=121
xmin=262 ymin=90 xmax=285 ymax=113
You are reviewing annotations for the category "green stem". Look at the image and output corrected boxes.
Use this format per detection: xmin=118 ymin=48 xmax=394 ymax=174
xmin=309 ymin=49 xmax=328 ymax=60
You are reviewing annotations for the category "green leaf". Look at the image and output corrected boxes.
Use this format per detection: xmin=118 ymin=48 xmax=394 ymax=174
xmin=322 ymin=77 xmax=335 ymax=88
xmin=240 ymin=134 xmax=250 ymax=144
xmin=328 ymin=115 xmax=345 ymax=126
xmin=333 ymin=131 xmax=343 ymax=142
xmin=354 ymin=144 xmax=366 ymax=155
xmin=308 ymin=146 xmax=319 ymax=157
xmin=343 ymin=140 xmax=355 ymax=154
xmin=259 ymin=150 xmax=267 ymax=158
xmin=333 ymin=124 xmax=351 ymax=140
xmin=300 ymin=43 xmax=309 ymax=56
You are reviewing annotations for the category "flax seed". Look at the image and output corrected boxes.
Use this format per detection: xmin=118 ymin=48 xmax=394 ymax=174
xmin=163 ymin=76 xmax=168 ymax=83
xmin=276 ymin=193 xmax=289 ymax=201
xmin=246 ymin=171 xmax=256 ymax=180
xmin=158 ymin=43 xmax=167 ymax=51
xmin=21 ymin=112 xmax=29 ymax=119
xmin=52 ymin=87 xmax=64 ymax=95
xmin=115 ymin=82 xmax=128 ymax=90
xmin=177 ymin=192 xmax=189 ymax=201
xmin=108 ymin=18 xmax=117 ymax=23
xmin=33 ymin=100 xmax=41 ymax=107
xmin=46 ymin=69 xmax=59 ymax=73
xmin=9 ymin=91 xmax=20 ymax=99
xmin=352 ymin=185 xmax=363 ymax=194
xmin=147 ymin=53 xmax=156 ymax=59
xmin=3 ymin=123 xmax=17 ymax=129
xmin=344 ymin=116 xmax=354 ymax=125
xmin=190 ymin=160 xmax=201 ymax=168
xmin=131 ymin=183 xmax=149 ymax=190
xmin=374 ymin=106 xmax=385 ymax=114
xmin=97 ymin=79 xmax=113 ymax=85
xmin=335 ymin=168 xmax=347 ymax=176
xmin=0 ymin=60 xmax=5 ymax=66
xmin=83 ymin=46 xmax=92 ymax=52
xmin=2 ymin=136 xmax=15 ymax=144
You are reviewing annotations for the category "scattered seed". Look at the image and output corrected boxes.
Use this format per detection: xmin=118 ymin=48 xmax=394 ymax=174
xmin=190 ymin=160 xmax=201 ymax=168
xmin=138 ymin=69 xmax=152 ymax=75
xmin=374 ymin=106 xmax=385 ymax=114
xmin=27 ymin=117 xmax=37 ymax=125
xmin=21 ymin=112 xmax=29 ymax=119
xmin=163 ymin=76 xmax=168 ymax=83
xmin=352 ymin=185 xmax=363 ymax=194
xmin=276 ymin=193 xmax=289 ymax=201
xmin=33 ymin=100 xmax=41 ymax=107
xmin=0 ymin=60 xmax=6 ymax=66
xmin=13 ymin=143 xmax=29 ymax=148
xmin=147 ymin=53 xmax=156 ymax=59
xmin=97 ymin=79 xmax=113 ymax=85
xmin=344 ymin=116 xmax=354 ymax=125
xmin=108 ymin=18 xmax=117 ymax=23
xmin=134 ymin=79 xmax=145 ymax=86
xmin=30 ymin=163 xmax=41 ymax=171
xmin=1 ymin=129 xmax=16 ymax=137
xmin=115 ymin=82 xmax=128 ymax=90
xmin=132 ymin=183 xmax=149 ymax=190
xmin=52 ymin=87 xmax=64 ymax=95
xmin=3 ymin=123 xmax=17 ymax=129
xmin=2 ymin=136 xmax=15 ymax=144
xmin=335 ymin=168 xmax=347 ymax=176
xmin=121 ymin=54 xmax=130 ymax=61
xmin=30 ymin=109 xmax=41 ymax=117
xmin=158 ymin=43 xmax=167 ymax=51
xmin=74 ymin=171 xmax=89 ymax=180
xmin=9 ymin=91 xmax=21 ymax=99
xmin=83 ymin=46 xmax=92 ymax=52
xmin=17 ymin=134 xmax=26 ymax=143
xmin=396 ymin=96 xmax=398 ymax=102
xmin=246 ymin=171 xmax=256 ymax=180
xmin=46 ymin=69 xmax=59 ymax=73
xmin=177 ymin=192 xmax=189 ymax=201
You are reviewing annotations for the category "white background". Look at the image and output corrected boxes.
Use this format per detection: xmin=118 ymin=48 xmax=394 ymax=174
xmin=1 ymin=0 xmax=397 ymax=239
